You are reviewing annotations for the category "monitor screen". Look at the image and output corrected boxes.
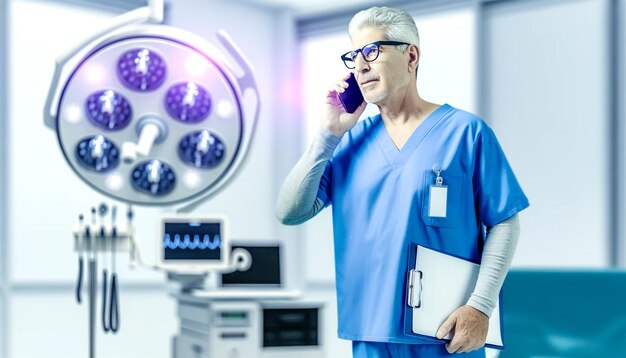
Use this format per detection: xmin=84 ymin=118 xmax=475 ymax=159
xmin=163 ymin=221 xmax=222 ymax=261
xmin=221 ymin=245 xmax=281 ymax=286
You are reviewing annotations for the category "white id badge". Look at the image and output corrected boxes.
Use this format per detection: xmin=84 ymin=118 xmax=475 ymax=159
xmin=428 ymin=185 xmax=448 ymax=218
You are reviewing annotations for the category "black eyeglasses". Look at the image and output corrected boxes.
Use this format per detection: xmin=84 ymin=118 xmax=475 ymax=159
xmin=340 ymin=40 xmax=410 ymax=69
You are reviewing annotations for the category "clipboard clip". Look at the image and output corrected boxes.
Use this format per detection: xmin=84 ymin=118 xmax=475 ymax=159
xmin=407 ymin=269 xmax=423 ymax=308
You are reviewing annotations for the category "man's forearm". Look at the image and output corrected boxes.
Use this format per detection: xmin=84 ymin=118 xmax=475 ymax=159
xmin=466 ymin=214 xmax=520 ymax=317
xmin=275 ymin=127 xmax=340 ymax=225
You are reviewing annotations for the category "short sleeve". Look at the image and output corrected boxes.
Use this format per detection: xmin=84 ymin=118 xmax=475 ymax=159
xmin=317 ymin=160 xmax=333 ymax=207
xmin=473 ymin=126 xmax=529 ymax=227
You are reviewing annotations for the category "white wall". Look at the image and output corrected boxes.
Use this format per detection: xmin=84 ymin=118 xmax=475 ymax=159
xmin=485 ymin=0 xmax=609 ymax=267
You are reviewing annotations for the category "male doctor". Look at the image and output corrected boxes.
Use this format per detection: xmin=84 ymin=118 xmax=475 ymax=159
xmin=276 ymin=6 xmax=529 ymax=358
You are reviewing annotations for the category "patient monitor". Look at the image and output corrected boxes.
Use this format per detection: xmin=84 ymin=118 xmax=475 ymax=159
xmin=158 ymin=215 xmax=230 ymax=272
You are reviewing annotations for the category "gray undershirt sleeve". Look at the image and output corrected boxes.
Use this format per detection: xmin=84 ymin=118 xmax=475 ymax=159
xmin=466 ymin=214 xmax=521 ymax=317
xmin=275 ymin=127 xmax=341 ymax=225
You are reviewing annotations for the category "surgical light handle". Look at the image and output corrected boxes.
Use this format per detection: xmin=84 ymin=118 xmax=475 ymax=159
xmin=121 ymin=120 xmax=164 ymax=163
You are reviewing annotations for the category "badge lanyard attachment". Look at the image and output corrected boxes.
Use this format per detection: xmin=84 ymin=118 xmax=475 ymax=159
xmin=429 ymin=163 xmax=448 ymax=218
xmin=433 ymin=163 xmax=443 ymax=187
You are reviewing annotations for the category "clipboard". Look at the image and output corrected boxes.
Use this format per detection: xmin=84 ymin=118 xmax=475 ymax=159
xmin=403 ymin=243 xmax=505 ymax=349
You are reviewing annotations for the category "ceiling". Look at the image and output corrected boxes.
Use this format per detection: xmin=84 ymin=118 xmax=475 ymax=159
xmin=52 ymin=0 xmax=406 ymax=20
xmin=236 ymin=0 xmax=397 ymax=18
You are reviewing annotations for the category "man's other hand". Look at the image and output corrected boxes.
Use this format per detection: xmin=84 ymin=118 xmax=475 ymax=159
xmin=436 ymin=305 xmax=489 ymax=353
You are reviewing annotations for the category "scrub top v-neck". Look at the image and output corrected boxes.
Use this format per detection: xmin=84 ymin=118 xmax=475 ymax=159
xmin=316 ymin=103 xmax=529 ymax=345
xmin=373 ymin=103 xmax=452 ymax=167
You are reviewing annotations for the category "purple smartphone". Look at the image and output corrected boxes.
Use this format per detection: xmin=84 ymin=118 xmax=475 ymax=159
xmin=338 ymin=73 xmax=364 ymax=113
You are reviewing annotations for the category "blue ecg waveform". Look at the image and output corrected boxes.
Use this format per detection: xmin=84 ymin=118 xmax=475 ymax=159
xmin=163 ymin=233 xmax=221 ymax=250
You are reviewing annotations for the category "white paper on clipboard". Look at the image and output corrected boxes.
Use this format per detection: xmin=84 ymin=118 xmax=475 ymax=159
xmin=406 ymin=245 xmax=503 ymax=348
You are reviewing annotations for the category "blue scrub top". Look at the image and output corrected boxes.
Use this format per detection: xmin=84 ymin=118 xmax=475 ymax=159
xmin=317 ymin=103 xmax=529 ymax=343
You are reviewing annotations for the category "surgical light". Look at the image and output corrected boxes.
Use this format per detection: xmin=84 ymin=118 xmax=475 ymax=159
xmin=45 ymin=2 xmax=260 ymax=208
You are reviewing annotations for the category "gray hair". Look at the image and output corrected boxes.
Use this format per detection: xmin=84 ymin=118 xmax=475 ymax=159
xmin=348 ymin=7 xmax=420 ymax=49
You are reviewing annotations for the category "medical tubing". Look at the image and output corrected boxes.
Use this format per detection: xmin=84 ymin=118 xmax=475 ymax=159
xmin=131 ymin=235 xmax=159 ymax=270
xmin=102 ymin=270 xmax=109 ymax=332
xmin=76 ymin=214 xmax=85 ymax=304
xmin=89 ymin=259 xmax=96 ymax=358
xmin=112 ymin=232 xmax=116 ymax=271
xmin=126 ymin=205 xmax=158 ymax=270
xmin=109 ymin=273 xmax=120 ymax=333
xmin=76 ymin=256 xmax=83 ymax=304
xmin=127 ymin=205 xmax=136 ymax=266
xmin=111 ymin=206 xmax=117 ymax=273
xmin=110 ymin=209 xmax=120 ymax=333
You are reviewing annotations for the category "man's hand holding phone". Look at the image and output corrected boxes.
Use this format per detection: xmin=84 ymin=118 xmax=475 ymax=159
xmin=321 ymin=72 xmax=366 ymax=138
